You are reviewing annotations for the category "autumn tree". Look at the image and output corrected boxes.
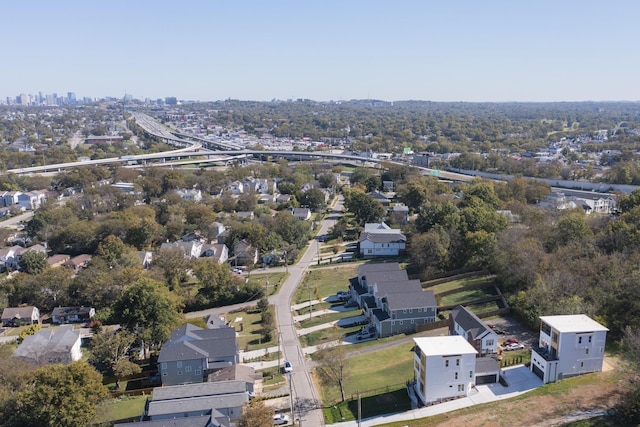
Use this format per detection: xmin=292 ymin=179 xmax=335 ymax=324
xmin=3 ymin=362 xmax=109 ymax=427
xmin=238 ymin=399 xmax=275 ymax=427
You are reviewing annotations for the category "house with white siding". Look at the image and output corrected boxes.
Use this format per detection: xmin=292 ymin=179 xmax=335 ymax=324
xmin=530 ymin=314 xmax=608 ymax=384
xmin=359 ymin=222 xmax=406 ymax=257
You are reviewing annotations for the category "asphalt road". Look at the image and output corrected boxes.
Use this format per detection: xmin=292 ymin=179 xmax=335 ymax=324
xmin=273 ymin=195 xmax=344 ymax=426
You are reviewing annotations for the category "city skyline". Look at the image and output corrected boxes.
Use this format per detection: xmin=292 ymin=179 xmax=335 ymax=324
xmin=3 ymin=1 xmax=640 ymax=103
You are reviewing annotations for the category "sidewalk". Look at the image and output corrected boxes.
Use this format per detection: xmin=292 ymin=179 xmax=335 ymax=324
xmin=332 ymin=365 xmax=543 ymax=427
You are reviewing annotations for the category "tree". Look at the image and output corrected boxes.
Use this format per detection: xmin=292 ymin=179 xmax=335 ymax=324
xmin=18 ymin=250 xmax=48 ymax=275
xmin=89 ymin=329 xmax=138 ymax=383
xmin=300 ymin=188 xmax=326 ymax=212
xmin=95 ymin=235 xmax=140 ymax=270
xmin=193 ymin=258 xmax=239 ymax=305
xmin=5 ymin=362 xmax=108 ymax=427
xmin=113 ymin=278 xmax=183 ymax=349
xmin=315 ymin=344 xmax=349 ymax=402
xmin=238 ymin=399 xmax=274 ymax=427
xmin=343 ymin=190 xmax=384 ymax=226
xmin=152 ymin=247 xmax=191 ymax=290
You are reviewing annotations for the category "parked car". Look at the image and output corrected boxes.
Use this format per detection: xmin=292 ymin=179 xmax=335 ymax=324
xmin=504 ymin=343 xmax=525 ymax=351
xmin=283 ymin=361 xmax=293 ymax=373
xmin=273 ymin=413 xmax=290 ymax=425
xmin=356 ymin=328 xmax=376 ymax=341
xmin=502 ymin=338 xmax=519 ymax=347
xmin=336 ymin=291 xmax=350 ymax=302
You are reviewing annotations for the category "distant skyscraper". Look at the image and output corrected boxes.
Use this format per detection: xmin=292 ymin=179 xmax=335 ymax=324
xmin=18 ymin=94 xmax=29 ymax=106
xmin=165 ymin=97 xmax=177 ymax=105
xmin=67 ymin=92 xmax=76 ymax=103
xmin=38 ymin=91 xmax=43 ymax=104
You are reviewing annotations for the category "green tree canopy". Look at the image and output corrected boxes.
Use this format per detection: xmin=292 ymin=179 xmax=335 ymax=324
xmin=113 ymin=278 xmax=183 ymax=348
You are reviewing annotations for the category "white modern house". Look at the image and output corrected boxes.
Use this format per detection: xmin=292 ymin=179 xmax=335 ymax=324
xmin=359 ymin=222 xmax=406 ymax=258
xmin=413 ymin=336 xmax=478 ymax=406
xmin=530 ymin=314 xmax=608 ymax=384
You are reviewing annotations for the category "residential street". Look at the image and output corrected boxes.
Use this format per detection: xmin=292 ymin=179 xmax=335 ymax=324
xmin=271 ymin=195 xmax=344 ymax=426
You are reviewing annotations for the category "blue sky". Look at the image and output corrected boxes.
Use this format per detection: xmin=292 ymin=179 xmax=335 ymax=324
xmin=3 ymin=1 xmax=640 ymax=102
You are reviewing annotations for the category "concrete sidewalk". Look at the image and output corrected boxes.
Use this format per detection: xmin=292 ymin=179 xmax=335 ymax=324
xmin=297 ymin=315 xmax=367 ymax=336
xmin=332 ymin=365 xmax=543 ymax=427
xmin=293 ymin=306 xmax=360 ymax=323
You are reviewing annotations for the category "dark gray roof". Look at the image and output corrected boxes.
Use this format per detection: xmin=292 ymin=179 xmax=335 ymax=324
xmin=372 ymin=308 xmax=390 ymax=322
xmin=365 ymin=270 xmax=408 ymax=285
xmin=385 ymin=290 xmax=437 ymax=311
xmin=147 ymin=393 xmax=247 ymax=417
xmin=361 ymin=296 xmax=377 ymax=310
xmin=359 ymin=231 xmax=406 ymax=244
xmin=357 ymin=262 xmax=400 ymax=277
xmin=1 ymin=306 xmax=38 ymax=320
xmin=450 ymin=305 xmax=493 ymax=341
xmin=159 ymin=324 xmax=237 ymax=363
xmin=373 ymin=279 xmax=422 ymax=296
xmin=475 ymin=356 xmax=500 ymax=375
xmin=51 ymin=306 xmax=93 ymax=317
xmin=115 ymin=415 xmax=224 ymax=427
xmin=152 ymin=381 xmax=246 ymax=401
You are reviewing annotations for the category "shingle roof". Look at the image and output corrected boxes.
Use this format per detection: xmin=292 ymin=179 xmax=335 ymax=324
xmin=385 ymin=290 xmax=437 ymax=311
xmin=152 ymin=380 xmax=246 ymax=401
xmin=159 ymin=324 xmax=237 ymax=363
xmin=146 ymin=393 xmax=247 ymax=417
xmin=359 ymin=231 xmax=406 ymax=244
xmin=1 ymin=306 xmax=38 ymax=320
xmin=364 ymin=270 xmax=408 ymax=284
xmin=357 ymin=262 xmax=400 ymax=277
xmin=372 ymin=308 xmax=391 ymax=322
xmin=450 ymin=305 xmax=492 ymax=340
xmin=373 ymin=279 xmax=422 ymax=296
xmin=115 ymin=415 xmax=220 ymax=427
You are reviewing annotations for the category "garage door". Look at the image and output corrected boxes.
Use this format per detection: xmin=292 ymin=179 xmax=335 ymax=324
xmin=532 ymin=364 xmax=544 ymax=380
xmin=475 ymin=374 xmax=498 ymax=385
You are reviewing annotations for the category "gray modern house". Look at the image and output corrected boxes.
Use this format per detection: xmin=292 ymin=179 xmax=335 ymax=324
xmin=158 ymin=324 xmax=238 ymax=386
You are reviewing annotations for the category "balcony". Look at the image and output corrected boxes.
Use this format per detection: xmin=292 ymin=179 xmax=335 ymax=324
xmin=532 ymin=345 xmax=558 ymax=362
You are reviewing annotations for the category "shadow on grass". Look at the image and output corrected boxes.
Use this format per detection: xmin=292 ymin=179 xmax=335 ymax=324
xmin=323 ymin=388 xmax=411 ymax=423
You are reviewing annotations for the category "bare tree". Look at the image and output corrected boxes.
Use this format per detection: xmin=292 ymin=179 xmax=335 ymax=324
xmin=315 ymin=344 xmax=349 ymax=402
xmin=238 ymin=399 xmax=274 ymax=427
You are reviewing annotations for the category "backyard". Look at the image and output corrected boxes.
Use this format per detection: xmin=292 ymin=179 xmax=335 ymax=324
xmin=294 ymin=265 xmax=357 ymax=304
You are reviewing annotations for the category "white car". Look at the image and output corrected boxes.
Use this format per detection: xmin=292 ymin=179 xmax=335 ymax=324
xmin=283 ymin=361 xmax=293 ymax=373
xmin=273 ymin=413 xmax=290 ymax=425
xmin=504 ymin=343 xmax=525 ymax=351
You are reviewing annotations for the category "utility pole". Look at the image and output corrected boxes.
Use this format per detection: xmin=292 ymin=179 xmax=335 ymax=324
xmin=289 ymin=373 xmax=295 ymax=424
xmin=357 ymin=390 xmax=362 ymax=427
xmin=309 ymin=288 xmax=312 ymax=320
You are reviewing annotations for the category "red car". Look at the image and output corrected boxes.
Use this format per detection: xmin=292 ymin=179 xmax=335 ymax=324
xmin=502 ymin=338 xmax=519 ymax=347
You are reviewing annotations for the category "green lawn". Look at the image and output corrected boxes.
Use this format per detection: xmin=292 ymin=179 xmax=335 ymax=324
xmin=294 ymin=265 xmax=358 ymax=303
xmin=92 ymin=395 xmax=148 ymax=426
xmin=314 ymin=342 xmax=416 ymax=405
xmin=299 ymin=325 xmax=361 ymax=347
xmin=246 ymin=272 xmax=288 ymax=296
xmin=295 ymin=301 xmax=332 ymax=316
xmin=297 ymin=310 xmax=361 ymax=329
xmin=438 ymin=286 xmax=498 ymax=307
xmin=323 ymin=387 xmax=412 ymax=424
xmin=426 ymin=275 xmax=495 ymax=294
xmin=228 ymin=308 xmax=277 ymax=352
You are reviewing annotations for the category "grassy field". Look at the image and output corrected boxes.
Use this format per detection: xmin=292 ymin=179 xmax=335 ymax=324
xmin=246 ymin=271 xmax=288 ymax=296
xmin=297 ymin=309 xmax=361 ymax=329
xmin=299 ymin=325 xmax=361 ymax=347
xmin=294 ymin=265 xmax=357 ymax=303
xmin=92 ymin=395 xmax=148 ymax=426
xmin=438 ymin=286 xmax=498 ymax=307
xmin=227 ymin=308 xmax=277 ymax=352
xmin=295 ymin=301 xmax=332 ymax=316
xmin=324 ymin=388 xmax=412 ymax=424
xmin=426 ymin=275 xmax=495 ymax=294
xmin=314 ymin=341 xmax=416 ymax=405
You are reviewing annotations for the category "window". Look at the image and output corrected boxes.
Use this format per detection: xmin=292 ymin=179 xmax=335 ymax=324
xmin=455 ymin=372 xmax=458 ymax=379
xmin=456 ymin=359 xmax=460 ymax=366
xmin=458 ymin=384 xmax=464 ymax=392
xmin=185 ymin=366 xmax=192 ymax=373
xmin=578 ymin=336 xmax=582 ymax=344
xmin=161 ymin=362 xmax=167 ymax=370
xmin=195 ymin=369 xmax=201 ymax=376
xmin=581 ymin=362 xmax=584 ymax=368
xmin=586 ymin=348 xmax=589 ymax=355
xmin=399 ymin=320 xmax=403 ymax=325
xmin=470 ymin=370 xmax=473 ymax=378
xmin=588 ymin=336 xmax=592 ymax=343
xmin=486 ymin=339 xmax=494 ymax=346
xmin=445 ymin=360 xmax=449 ymax=367
xmin=176 ymin=361 xmax=183 ymax=368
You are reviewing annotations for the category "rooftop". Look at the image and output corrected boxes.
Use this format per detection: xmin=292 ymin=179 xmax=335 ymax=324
xmin=540 ymin=314 xmax=609 ymax=333
xmin=414 ymin=336 xmax=478 ymax=357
